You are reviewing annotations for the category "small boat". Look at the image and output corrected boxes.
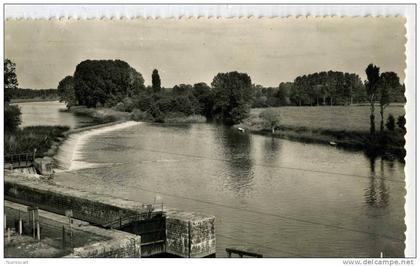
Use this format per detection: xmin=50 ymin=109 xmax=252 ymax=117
xmin=237 ymin=127 xmax=245 ymax=132
xmin=329 ymin=141 xmax=337 ymax=146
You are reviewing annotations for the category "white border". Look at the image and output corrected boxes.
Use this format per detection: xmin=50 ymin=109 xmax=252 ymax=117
xmin=1 ymin=3 xmax=417 ymax=266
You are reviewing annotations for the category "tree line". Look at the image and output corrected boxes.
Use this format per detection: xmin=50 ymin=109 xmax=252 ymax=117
xmin=252 ymin=71 xmax=404 ymax=108
xmin=54 ymin=59 xmax=405 ymax=126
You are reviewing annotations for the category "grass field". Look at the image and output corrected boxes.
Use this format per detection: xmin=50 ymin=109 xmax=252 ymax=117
xmin=250 ymin=104 xmax=405 ymax=132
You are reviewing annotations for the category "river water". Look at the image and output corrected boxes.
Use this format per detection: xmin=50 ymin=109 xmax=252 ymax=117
xmin=17 ymin=101 xmax=406 ymax=258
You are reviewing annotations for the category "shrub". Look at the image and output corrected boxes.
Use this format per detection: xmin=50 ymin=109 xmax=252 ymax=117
xmin=4 ymin=104 xmax=21 ymax=133
xmin=5 ymin=126 xmax=69 ymax=156
xmin=397 ymin=115 xmax=406 ymax=130
xmin=386 ymin=114 xmax=395 ymax=131
xmin=130 ymin=108 xmax=153 ymax=121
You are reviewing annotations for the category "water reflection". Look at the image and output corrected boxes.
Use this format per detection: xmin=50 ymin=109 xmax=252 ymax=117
xmin=217 ymin=127 xmax=255 ymax=195
xmin=364 ymin=157 xmax=390 ymax=209
xmin=262 ymin=137 xmax=281 ymax=164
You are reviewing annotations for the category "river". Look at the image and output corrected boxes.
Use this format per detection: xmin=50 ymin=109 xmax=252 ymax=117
xmin=17 ymin=101 xmax=406 ymax=258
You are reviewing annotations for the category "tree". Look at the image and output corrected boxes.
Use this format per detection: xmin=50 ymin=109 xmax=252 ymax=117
xmin=193 ymin=82 xmax=214 ymax=118
xmin=386 ymin=114 xmax=395 ymax=131
xmin=397 ymin=115 xmax=406 ymax=131
xmin=378 ymin=72 xmax=400 ymax=132
xmin=211 ymin=71 xmax=253 ymax=125
xmin=152 ymin=69 xmax=161 ymax=93
xmin=260 ymin=109 xmax=281 ymax=134
xmin=4 ymin=59 xmax=19 ymax=102
xmin=57 ymin=76 xmax=76 ymax=108
xmin=73 ymin=60 xmax=145 ymax=108
xmin=5 ymin=104 xmax=21 ymax=133
xmin=365 ymin=64 xmax=380 ymax=135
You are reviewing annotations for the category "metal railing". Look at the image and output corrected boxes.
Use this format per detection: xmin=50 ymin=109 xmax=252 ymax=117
xmin=4 ymin=150 xmax=36 ymax=169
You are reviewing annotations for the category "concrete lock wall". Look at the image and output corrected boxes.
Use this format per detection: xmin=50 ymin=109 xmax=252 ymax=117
xmin=71 ymin=237 xmax=141 ymax=258
xmin=166 ymin=211 xmax=216 ymax=258
xmin=4 ymin=177 xmax=216 ymax=257
xmin=4 ymin=179 xmax=141 ymax=227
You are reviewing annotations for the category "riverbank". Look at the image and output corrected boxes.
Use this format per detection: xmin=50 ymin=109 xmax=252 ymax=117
xmin=237 ymin=117 xmax=406 ymax=160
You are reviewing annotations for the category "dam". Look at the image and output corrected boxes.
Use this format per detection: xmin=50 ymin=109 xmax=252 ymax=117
xmin=4 ymin=173 xmax=216 ymax=258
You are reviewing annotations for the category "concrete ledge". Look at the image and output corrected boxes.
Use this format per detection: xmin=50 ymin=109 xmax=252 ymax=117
xmin=5 ymin=175 xmax=216 ymax=258
xmin=5 ymin=201 xmax=141 ymax=258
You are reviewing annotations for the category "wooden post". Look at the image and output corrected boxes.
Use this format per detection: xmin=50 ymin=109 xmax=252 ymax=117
xmin=62 ymin=226 xmax=66 ymax=250
xmin=32 ymin=210 xmax=36 ymax=239
xmin=36 ymin=221 xmax=40 ymax=241
xmin=69 ymin=217 xmax=73 ymax=249
xmin=7 ymin=228 xmax=11 ymax=242
xmin=188 ymin=221 xmax=191 ymax=258
xmin=65 ymin=210 xmax=73 ymax=249
xmin=18 ymin=211 xmax=22 ymax=235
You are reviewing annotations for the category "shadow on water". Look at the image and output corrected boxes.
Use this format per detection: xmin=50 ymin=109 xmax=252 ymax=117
xmin=216 ymin=126 xmax=255 ymax=195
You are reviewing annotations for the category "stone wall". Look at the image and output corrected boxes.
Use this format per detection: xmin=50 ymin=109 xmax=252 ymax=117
xmin=166 ymin=210 xmax=216 ymax=258
xmin=71 ymin=237 xmax=141 ymax=258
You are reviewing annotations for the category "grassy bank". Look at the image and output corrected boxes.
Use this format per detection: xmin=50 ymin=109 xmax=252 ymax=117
xmin=68 ymin=106 xmax=207 ymax=124
xmin=67 ymin=106 xmax=131 ymax=123
xmin=238 ymin=107 xmax=406 ymax=159
xmin=251 ymin=105 xmax=405 ymax=132
xmin=5 ymin=126 xmax=69 ymax=158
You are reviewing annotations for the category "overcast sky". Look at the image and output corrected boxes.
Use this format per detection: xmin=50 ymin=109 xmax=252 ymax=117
xmin=5 ymin=17 xmax=405 ymax=89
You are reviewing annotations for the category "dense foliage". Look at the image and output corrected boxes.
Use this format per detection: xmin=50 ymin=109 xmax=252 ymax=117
xmin=4 ymin=104 xmax=21 ymax=133
xmin=57 ymin=76 xmax=76 ymax=108
xmin=4 ymin=59 xmax=22 ymax=134
xmin=73 ymin=60 xmax=145 ymax=108
xmin=57 ymin=59 xmax=405 ymax=126
xmin=4 ymin=59 xmax=18 ymax=102
xmin=211 ymin=71 xmax=253 ymax=125
xmin=4 ymin=126 xmax=69 ymax=155
xmin=152 ymin=69 xmax=161 ymax=93
xmin=290 ymin=71 xmax=365 ymax=106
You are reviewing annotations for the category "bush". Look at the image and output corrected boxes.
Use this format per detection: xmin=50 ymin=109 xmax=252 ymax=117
xmin=386 ymin=114 xmax=395 ymax=131
xmin=5 ymin=126 xmax=69 ymax=156
xmin=397 ymin=115 xmax=406 ymax=130
xmin=4 ymin=104 xmax=21 ymax=133
xmin=130 ymin=108 xmax=153 ymax=121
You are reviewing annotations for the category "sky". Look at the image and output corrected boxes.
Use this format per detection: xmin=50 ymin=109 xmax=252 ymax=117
xmin=5 ymin=17 xmax=406 ymax=89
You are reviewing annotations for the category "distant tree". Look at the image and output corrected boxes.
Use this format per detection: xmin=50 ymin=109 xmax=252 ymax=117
xmin=378 ymin=72 xmax=400 ymax=132
xmin=57 ymin=76 xmax=76 ymax=108
xmin=12 ymin=88 xmax=57 ymax=99
xmin=73 ymin=60 xmax=145 ymax=108
xmin=4 ymin=59 xmax=19 ymax=103
xmin=397 ymin=115 xmax=406 ymax=131
xmin=365 ymin=64 xmax=381 ymax=135
xmin=386 ymin=114 xmax=395 ymax=131
xmin=260 ymin=109 xmax=281 ymax=134
xmin=211 ymin=71 xmax=253 ymax=125
xmin=152 ymin=69 xmax=161 ymax=93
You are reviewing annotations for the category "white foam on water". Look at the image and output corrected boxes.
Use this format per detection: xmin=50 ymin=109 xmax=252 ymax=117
xmin=54 ymin=121 xmax=140 ymax=171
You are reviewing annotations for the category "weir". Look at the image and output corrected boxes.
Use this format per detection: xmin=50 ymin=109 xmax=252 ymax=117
xmin=4 ymin=175 xmax=216 ymax=258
